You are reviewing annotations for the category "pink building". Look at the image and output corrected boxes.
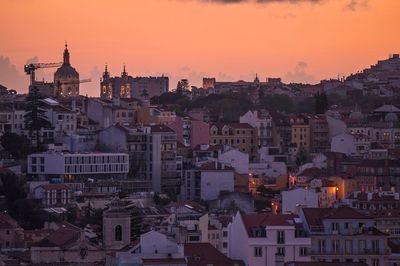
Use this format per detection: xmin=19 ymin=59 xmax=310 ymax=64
xmin=169 ymin=116 xmax=210 ymax=148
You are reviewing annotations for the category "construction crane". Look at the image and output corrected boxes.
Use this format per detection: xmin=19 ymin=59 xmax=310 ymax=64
xmin=24 ymin=62 xmax=62 ymax=85
xmin=56 ymin=79 xmax=92 ymax=97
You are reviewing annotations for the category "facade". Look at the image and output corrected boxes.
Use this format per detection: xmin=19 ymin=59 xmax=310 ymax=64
xmin=27 ymin=151 xmax=129 ymax=181
xmin=209 ymin=123 xmax=258 ymax=162
xmin=100 ymin=65 xmax=168 ymax=101
xmin=281 ymin=188 xmax=319 ymax=214
xmin=228 ymin=212 xmax=311 ymax=266
xmin=103 ymin=201 xmax=131 ymax=250
xmin=200 ymin=162 xmax=235 ymax=201
xmin=54 ymin=43 xmax=80 ymax=97
xmin=0 ymin=104 xmax=14 ymax=136
xmin=99 ymin=124 xmax=178 ymax=194
xmin=0 ymin=212 xmax=24 ymax=249
xmin=300 ymin=206 xmax=390 ymax=265
xmin=168 ymin=116 xmax=210 ymax=148
xmin=310 ymin=115 xmax=330 ymax=153
xmin=240 ymin=110 xmax=273 ymax=147
xmin=291 ymin=116 xmax=311 ymax=153
xmin=33 ymin=183 xmax=72 ymax=206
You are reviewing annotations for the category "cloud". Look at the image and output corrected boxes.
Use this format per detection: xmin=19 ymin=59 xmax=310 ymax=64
xmin=284 ymin=61 xmax=316 ymax=84
xmin=0 ymin=56 xmax=28 ymax=92
xmin=344 ymin=0 xmax=368 ymax=11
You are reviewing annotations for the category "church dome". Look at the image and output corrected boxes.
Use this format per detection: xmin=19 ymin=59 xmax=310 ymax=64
xmin=54 ymin=44 xmax=79 ymax=79
xmin=349 ymin=111 xmax=363 ymax=121
xmin=385 ymin=112 xmax=399 ymax=122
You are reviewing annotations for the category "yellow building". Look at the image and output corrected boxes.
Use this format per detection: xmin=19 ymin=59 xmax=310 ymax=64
xmin=209 ymin=123 xmax=258 ymax=161
xmin=290 ymin=116 xmax=311 ymax=153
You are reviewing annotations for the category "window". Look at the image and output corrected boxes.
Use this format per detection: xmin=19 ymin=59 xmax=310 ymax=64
xmin=332 ymin=222 xmax=339 ymax=231
xmin=277 ymin=247 xmax=285 ymax=256
xmin=277 ymin=231 xmax=285 ymax=244
xmin=345 ymin=240 xmax=352 ymax=254
xmin=223 ymin=231 xmax=228 ymax=237
xmin=299 ymin=247 xmax=307 ymax=257
xmin=372 ymin=240 xmax=379 ymax=253
xmin=318 ymin=239 xmax=326 ymax=253
xmin=254 ymin=247 xmax=262 ymax=257
xmin=223 ymin=242 xmax=228 ymax=248
xmin=115 ymin=225 xmax=122 ymax=241
xmin=332 ymin=239 xmax=339 ymax=253
xmin=372 ymin=259 xmax=379 ymax=266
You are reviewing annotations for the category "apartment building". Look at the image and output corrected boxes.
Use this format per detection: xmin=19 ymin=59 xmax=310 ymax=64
xmin=240 ymin=110 xmax=273 ymax=147
xmin=27 ymin=151 xmax=129 ymax=181
xmin=300 ymin=206 xmax=390 ymax=265
xmin=209 ymin=123 xmax=258 ymax=161
xmin=228 ymin=212 xmax=311 ymax=266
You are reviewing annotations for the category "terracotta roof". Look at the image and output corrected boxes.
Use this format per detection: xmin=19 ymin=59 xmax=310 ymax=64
xmin=210 ymin=122 xmax=254 ymax=130
xmin=142 ymin=258 xmax=187 ymax=265
xmin=32 ymin=223 xmax=81 ymax=248
xmin=217 ymin=215 xmax=233 ymax=227
xmin=200 ymin=161 xmax=234 ymax=171
xmin=41 ymin=184 xmax=70 ymax=191
xmin=302 ymin=206 xmax=369 ymax=230
xmin=0 ymin=212 xmax=18 ymax=229
xmin=298 ymin=167 xmax=327 ymax=178
xmin=184 ymin=243 xmax=239 ymax=266
xmin=241 ymin=213 xmax=297 ymax=237
xmin=284 ymin=262 xmax=368 ymax=266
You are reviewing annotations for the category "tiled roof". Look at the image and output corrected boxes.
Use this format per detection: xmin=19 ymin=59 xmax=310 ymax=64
xmin=32 ymin=223 xmax=81 ymax=248
xmin=284 ymin=262 xmax=368 ymax=266
xmin=302 ymin=206 xmax=369 ymax=230
xmin=41 ymin=184 xmax=70 ymax=191
xmin=210 ymin=123 xmax=254 ymax=130
xmin=142 ymin=258 xmax=187 ymax=265
xmin=0 ymin=212 xmax=18 ymax=229
xmin=184 ymin=243 xmax=240 ymax=266
xmin=241 ymin=213 xmax=297 ymax=237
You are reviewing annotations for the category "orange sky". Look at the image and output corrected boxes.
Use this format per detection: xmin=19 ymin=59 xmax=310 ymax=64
xmin=0 ymin=0 xmax=399 ymax=96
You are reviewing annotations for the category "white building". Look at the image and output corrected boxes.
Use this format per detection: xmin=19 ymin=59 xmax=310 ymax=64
xmin=200 ymin=162 xmax=235 ymax=201
xmin=281 ymin=187 xmax=319 ymax=214
xmin=331 ymin=132 xmax=357 ymax=156
xmin=240 ymin=110 xmax=273 ymax=147
xmin=27 ymin=151 xmax=129 ymax=181
xmin=218 ymin=148 xmax=249 ymax=174
xmin=228 ymin=212 xmax=311 ymax=266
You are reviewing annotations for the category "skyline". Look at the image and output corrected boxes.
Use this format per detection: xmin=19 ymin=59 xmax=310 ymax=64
xmin=0 ymin=0 xmax=399 ymax=96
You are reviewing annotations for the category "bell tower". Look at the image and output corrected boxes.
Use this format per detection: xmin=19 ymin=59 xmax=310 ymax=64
xmin=103 ymin=200 xmax=131 ymax=249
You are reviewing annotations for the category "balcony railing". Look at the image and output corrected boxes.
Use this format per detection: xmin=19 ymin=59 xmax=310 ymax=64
xmin=309 ymin=249 xmax=390 ymax=256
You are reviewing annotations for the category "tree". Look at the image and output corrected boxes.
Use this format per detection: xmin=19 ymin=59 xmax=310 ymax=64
xmin=1 ymin=133 xmax=32 ymax=160
xmin=24 ymin=86 xmax=51 ymax=148
xmin=296 ymin=146 xmax=309 ymax=166
xmin=176 ymin=79 xmax=189 ymax=95
xmin=314 ymin=92 xmax=328 ymax=114
xmin=131 ymin=207 xmax=145 ymax=240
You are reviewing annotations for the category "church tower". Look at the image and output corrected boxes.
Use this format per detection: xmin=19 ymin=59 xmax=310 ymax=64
xmin=100 ymin=64 xmax=112 ymax=99
xmin=54 ymin=42 xmax=80 ymax=97
xmin=102 ymin=200 xmax=131 ymax=249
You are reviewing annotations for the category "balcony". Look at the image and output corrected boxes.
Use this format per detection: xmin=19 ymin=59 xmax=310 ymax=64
xmin=309 ymin=248 xmax=390 ymax=256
